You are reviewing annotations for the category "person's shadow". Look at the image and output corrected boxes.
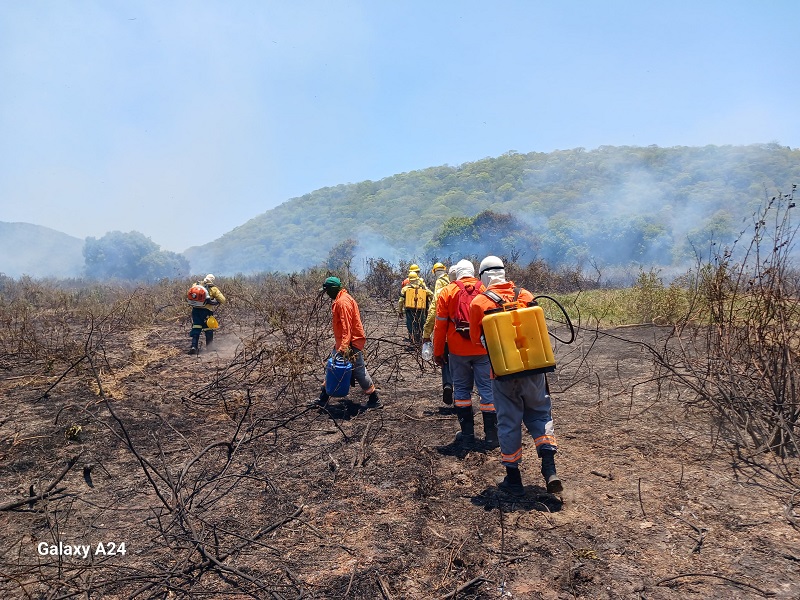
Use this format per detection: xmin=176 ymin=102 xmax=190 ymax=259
xmin=315 ymin=400 xmax=362 ymax=421
xmin=471 ymin=485 xmax=563 ymax=513
xmin=435 ymin=438 xmax=490 ymax=459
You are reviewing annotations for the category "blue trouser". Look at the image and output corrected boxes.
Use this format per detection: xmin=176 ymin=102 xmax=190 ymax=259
xmin=492 ymin=373 xmax=557 ymax=466
xmin=447 ymin=353 xmax=494 ymax=412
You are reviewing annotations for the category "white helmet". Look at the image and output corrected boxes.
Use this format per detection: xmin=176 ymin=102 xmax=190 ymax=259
xmin=478 ymin=256 xmax=506 ymax=287
xmin=203 ymin=274 xmax=216 ymax=285
xmin=478 ymin=256 xmax=504 ymax=275
xmin=454 ymin=259 xmax=475 ymax=280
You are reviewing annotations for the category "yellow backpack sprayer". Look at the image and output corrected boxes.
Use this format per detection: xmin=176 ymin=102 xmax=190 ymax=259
xmin=481 ymin=289 xmax=575 ymax=379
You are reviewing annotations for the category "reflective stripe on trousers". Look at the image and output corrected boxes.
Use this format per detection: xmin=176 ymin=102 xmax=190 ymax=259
xmin=492 ymin=373 xmax=557 ymax=466
xmin=448 ymin=353 xmax=494 ymax=410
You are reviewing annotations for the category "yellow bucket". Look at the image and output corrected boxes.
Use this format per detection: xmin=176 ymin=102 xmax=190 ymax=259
xmin=206 ymin=315 xmax=219 ymax=329
xmin=482 ymin=305 xmax=555 ymax=377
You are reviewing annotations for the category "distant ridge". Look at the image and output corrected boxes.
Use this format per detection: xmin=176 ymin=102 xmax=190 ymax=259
xmin=0 ymin=222 xmax=84 ymax=279
xmin=183 ymin=144 xmax=800 ymax=275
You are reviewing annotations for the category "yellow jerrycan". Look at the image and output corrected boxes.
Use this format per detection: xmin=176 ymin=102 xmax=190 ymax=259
xmin=482 ymin=304 xmax=556 ymax=378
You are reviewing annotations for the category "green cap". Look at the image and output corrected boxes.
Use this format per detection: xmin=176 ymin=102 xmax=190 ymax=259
xmin=320 ymin=276 xmax=342 ymax=292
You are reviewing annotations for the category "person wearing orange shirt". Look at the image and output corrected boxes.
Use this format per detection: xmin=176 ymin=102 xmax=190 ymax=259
xmin=469 ymin=256 xmax=562 ymax=496
xmin=310 ymin=277 xmax=382 ymax=411
xmin=433 ymin=259 xmax=497 ymax=448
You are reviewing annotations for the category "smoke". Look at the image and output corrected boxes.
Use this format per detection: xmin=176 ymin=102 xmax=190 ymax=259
xmin=202 ymin=329 xmax=244 ymax=362
xmin=351 ymin=229 xmax=406 ymax=277
xmin=514 ymin=149 xmax=758 ymax=275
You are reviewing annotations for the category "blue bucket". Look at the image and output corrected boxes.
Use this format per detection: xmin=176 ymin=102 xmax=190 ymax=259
xmin=325 ymin=355 xmax=353 ymax=397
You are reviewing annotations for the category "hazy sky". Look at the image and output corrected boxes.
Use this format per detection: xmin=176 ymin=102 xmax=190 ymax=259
xmin=1 ymin=1 xmax=798 ymax=253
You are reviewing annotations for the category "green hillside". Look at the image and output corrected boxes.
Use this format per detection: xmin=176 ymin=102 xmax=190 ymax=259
xmin=0 ymin=222 xmax=84 ymax=278
xmin=184 ymin=144 xmax=800 ymax=274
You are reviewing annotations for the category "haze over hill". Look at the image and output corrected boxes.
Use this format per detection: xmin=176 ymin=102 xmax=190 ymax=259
xmin=4 ymin=144 xmax=799 ymax=280
xmin=184 ymin=144 xmax=800 ymax=276
xmin=0 ymin=223 xmax=84 ymax=279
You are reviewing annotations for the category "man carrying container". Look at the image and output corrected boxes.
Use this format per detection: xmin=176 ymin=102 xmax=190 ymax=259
xmin=398 ymin=271 xmax=432 ymax=346
xmin=468 ymin=256 xmax=563 ymax=496
xmin=310 ymin=276 xmax=383 ymax=411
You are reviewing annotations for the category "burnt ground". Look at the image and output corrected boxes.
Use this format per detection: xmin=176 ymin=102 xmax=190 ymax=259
xmin=1 ymin=300 xmax=799 ymax=599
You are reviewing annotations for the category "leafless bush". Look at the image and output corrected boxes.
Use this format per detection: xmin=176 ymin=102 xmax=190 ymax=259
xmin=362 ymin=258 xmax=402 ymax=300
xmin=0 ymin=270 xmax=420 ymax=597
xmin=507 ymin=259 xmax=599 ymax=294
xmin=650 ymin=187 xmax=800 ymax=485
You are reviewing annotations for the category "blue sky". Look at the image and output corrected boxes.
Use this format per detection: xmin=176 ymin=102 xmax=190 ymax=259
xmin=1 ymin=1 xmax=798 ymax=253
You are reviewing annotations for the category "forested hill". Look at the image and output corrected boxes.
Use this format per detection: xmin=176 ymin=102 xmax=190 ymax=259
xmin=0 ymin=222 xmax=84 ymax=279
xmin=184 ymin=144 xmax=800 ymax=275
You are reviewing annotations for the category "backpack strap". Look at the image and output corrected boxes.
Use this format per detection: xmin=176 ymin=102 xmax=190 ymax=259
xmin=483 ymin=287 xmax=524 ymax=314
xmin=483 ymin=290 xmax=504 ymax=306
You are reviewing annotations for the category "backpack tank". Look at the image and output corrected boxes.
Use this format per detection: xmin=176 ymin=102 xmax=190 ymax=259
xmin=404 ymin=285 xmax=427 ymax=309
xmin=482 ymin=305 xmax=555 ymax=377
xmin=325 ymin=355 xmax=353 ymax=397
xmin=187 ymin=284 xmax=209 ymax=307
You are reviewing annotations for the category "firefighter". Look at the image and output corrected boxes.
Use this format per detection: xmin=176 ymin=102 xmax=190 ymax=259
xmin=398 ymin=271 xmax=432 ymax=346
xmin=432 ymin=259 xmax=497 ymax=449
xmin=311 ymin=277 xmax=382 ymax=410
xmin=188 ymin=274 xmax=225 ymax=355
xmin=423 ymin=262 xmax=454 ymax=404
xmin=468 ymin=256 xmax=563 ymax=496
xmin=401 ymin=264 xmax=423 ymax=287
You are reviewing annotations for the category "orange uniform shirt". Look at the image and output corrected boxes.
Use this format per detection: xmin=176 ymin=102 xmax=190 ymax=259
xmin=433 ymin=276 xmax=487 ymax=357
xmin=332 ymin=289 xmax=367 ymax=352
xmin=468 ymin=281 xmax=535 ymax=348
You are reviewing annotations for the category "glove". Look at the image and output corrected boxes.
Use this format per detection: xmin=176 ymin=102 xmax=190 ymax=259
xmin=341 ymin=346 xmax=355 ymax=361
xmin=422 ymin=337 xmax=431 ymax=344
xmin=434 ymin=354 xmax=446 ymax=367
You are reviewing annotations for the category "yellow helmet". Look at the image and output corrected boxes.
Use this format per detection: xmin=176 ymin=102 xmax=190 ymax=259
xmin=409 ymin=264 xmax=420 ymax=272
xmin=206 ymin=316 xmax=219 ymax=329
xmin=432 ymin=262 xmax=446 ymax=273
xmin=408 ymin=272 xmax=419 ymax=280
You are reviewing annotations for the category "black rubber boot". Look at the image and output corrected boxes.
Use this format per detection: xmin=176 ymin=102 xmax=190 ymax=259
xmin=540 ymin=449 xmax=563 ymax=494
xmin=497 ymin=465 xmax=524 ymax=497
xmin=482 ymin=412 xmax=499 ymax=449
xmin=442 ymin=384 xmax=453 ymax=405
xmin=365 ymin=391 xmax=383 ymax=410
xmin=307 ymin=385 xmax=329 ymax=408
xmin=189 ymin=335 xmax=200 ymax=355
xmin=455 ymin=406 xmax=476 ymax=447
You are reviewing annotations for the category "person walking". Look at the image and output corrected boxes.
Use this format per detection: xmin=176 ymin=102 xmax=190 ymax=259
xmin=311 ymin=276 xmax=382 ymax=410
xmin=432 ymin=259 xmax=497 ymax=448
xmin=398 ymin=271 xmax=432 ymax=346
xmin=423 ymin=262 xmax=454 ymax=405
xmin=468 ymin=256 xmax=563 ymax=495
xmin=401 ymin=264 xmax=423 ymax=287
xmin=187 ymin=274 xmax=225 ymax=355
